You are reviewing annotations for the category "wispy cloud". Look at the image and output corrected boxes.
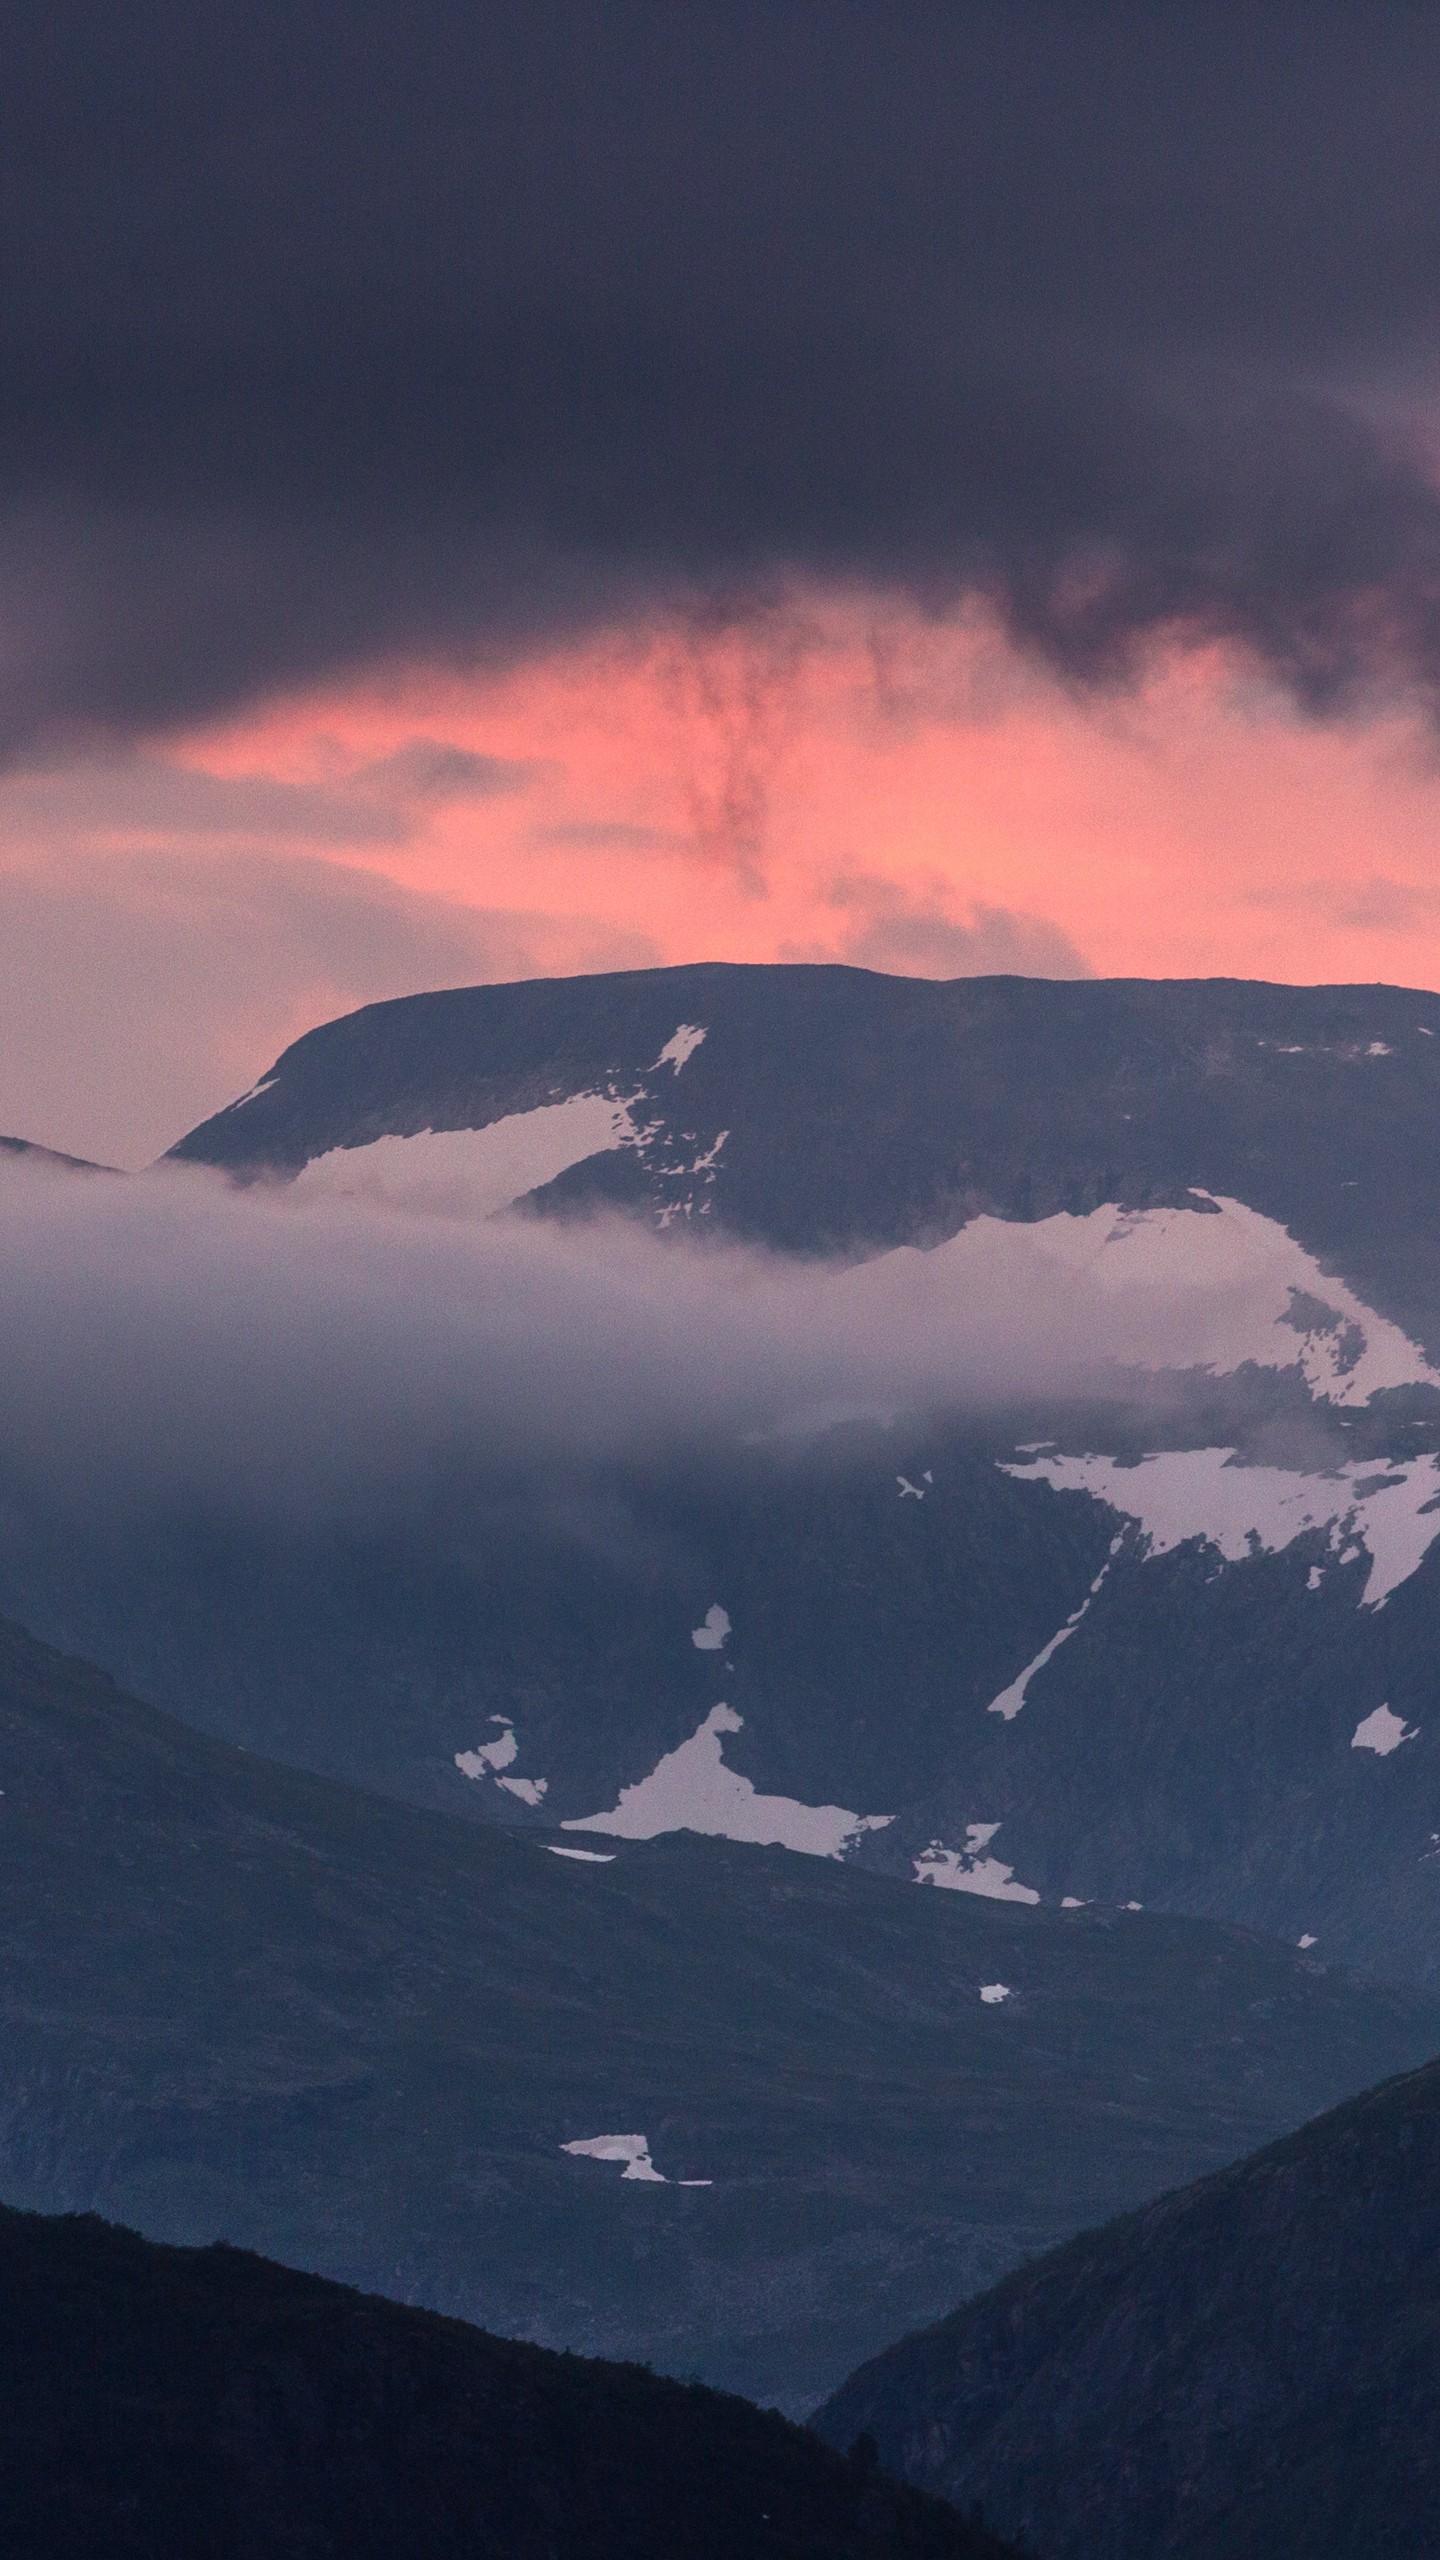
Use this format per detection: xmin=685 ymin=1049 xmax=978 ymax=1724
xmin=803 ymin=871 xmax=1091 ymax=980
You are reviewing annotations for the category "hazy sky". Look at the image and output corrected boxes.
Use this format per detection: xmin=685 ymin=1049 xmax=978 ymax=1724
xmin=8 ymin=3 xmax=1440 ymax=1161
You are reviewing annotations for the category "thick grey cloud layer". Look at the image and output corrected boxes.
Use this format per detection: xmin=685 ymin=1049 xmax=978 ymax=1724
xmin=5 ymin=3 xmax=1440 ymax=747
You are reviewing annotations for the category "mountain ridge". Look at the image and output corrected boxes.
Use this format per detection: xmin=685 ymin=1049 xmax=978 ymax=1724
xmin=4 ymin=1608 xmax=1435 ymax=2410
xmin=168 ymin=965 xmax=1440 ymax=1344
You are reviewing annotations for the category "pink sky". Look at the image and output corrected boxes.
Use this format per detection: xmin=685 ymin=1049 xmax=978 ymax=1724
xmin=7 ymin=594 xmax=1440 ymax=1162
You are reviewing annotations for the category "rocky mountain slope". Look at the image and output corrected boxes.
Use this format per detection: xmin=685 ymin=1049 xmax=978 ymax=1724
xmin=0 ymin=2202 xmax=1017 ymax=2560
xmin=815 ymin=2054 xmax=1440 ymax=2560
xmin=3 ymin=1614 xmax=1435 ymax=2410
xmin=8 ymin=965 xmax=1440 ymax=1980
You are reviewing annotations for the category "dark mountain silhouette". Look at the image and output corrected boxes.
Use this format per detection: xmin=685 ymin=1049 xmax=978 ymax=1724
xmin=0 ymin=1133 xmax=114 ymax=1173
xmin=0 ymin=2199 xmax=1019 ymax=2560
xmin=816 ymin=2054 xmax=1440 ymax=2560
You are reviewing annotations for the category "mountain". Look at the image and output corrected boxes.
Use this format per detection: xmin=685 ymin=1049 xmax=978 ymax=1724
xmin=0 ymin=2203 xmax=1017 ymax=2560
xmin=9 ymin=964 xmax=1440 ymax=1981
xmin=815 ymin=2054 xmax=1440 ymax=2560
xmin=166 ymin=967 xmax=1440 ymax=1344
xmin=0 ymin=1133 xmax=114 ymax=1174
xmin=3 ymin=1613 xmax=1436 ymax=2411
xmin=29 ymin=968 xmax=1440 ymax=1958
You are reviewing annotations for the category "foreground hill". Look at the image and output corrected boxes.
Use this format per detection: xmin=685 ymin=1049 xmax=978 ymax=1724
xmin=0 ymin=2204 xmax=1015 ymax=2560
xmin=3 ymin=1616 xmax=1435 ymax=2409
xmin=816 ymin=2056 xmax=1440 ymax=2560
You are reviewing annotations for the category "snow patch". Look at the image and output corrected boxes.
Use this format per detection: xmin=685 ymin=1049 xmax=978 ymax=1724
xmin=914 ymin=1824 xmax=1041 ymax=1903
xmin=1298 ymin=1934 xmax=1317 ymax=1948
xmin=456 ymin=1717 xmax=547 ymax=1799
xmin=546 ymin=1846 xmax=615 ymax=1863
xmin=226 ymin=1075 xmax=278 ymax=1111
xmin=691 ymin=1604 xmax=731 ymax=1652
xmin=563 ymin=2135 xmax=665 ymax=2182
xmin=979 ymin=1983 xmax=1012 ymax=2005
xmin=561 ymin=1702 xmax=893 ymax=1858
xmin=1351 ymin=1703 xmax=1418 ymax=1756
xmin=653 ymin=1024 xmax=706 ymax=1074
xmin=986 ymin=1545 xmax=1121 ymax=1719
xmin=897 ymin=1476 xmax=925 ymax=1500
xmin=1003 ymin=1447 xmax=1440 ymax=1609
xmin=454 ymin=1721 xmax=518 ymax=1780
xmin=289 ymin=1092 xmax=637 ymax=1219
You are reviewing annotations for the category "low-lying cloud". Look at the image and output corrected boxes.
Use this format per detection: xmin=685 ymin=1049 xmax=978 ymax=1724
xmin=0 ymin=1154 xmax=1406 ymax=1531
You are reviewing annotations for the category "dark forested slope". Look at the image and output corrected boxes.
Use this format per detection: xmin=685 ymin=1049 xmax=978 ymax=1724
xmin=0 ymin=2202 xmax=1017 ymax=2560
xmin=817 ymin=2056 xmax=1440 ymax=2560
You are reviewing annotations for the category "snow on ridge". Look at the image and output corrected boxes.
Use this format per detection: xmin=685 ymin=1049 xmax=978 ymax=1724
xmin=915 ymin=1824 xmax=1041 ymax=1902
xmin=836 ymin=1193 xmax=1437 ymax=1410
xmin=1002 ymin=1447 xmax=1440 ymax=1610
xmin=225 ymin=1075 xmax=279 ymax=1111
xmin=561 ymin=1701 xmax=893 ymax=1858
xmin=288 ymin=1091 xmax=637 ymax=1218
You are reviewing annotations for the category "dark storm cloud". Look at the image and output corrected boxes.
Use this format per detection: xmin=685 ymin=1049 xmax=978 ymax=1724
xmin=6 ymin=1 xmax=1440 ymax=746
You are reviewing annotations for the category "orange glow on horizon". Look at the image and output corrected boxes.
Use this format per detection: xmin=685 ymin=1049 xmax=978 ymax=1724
xmin=172 ymin=595 xmax=1440 ymax=995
